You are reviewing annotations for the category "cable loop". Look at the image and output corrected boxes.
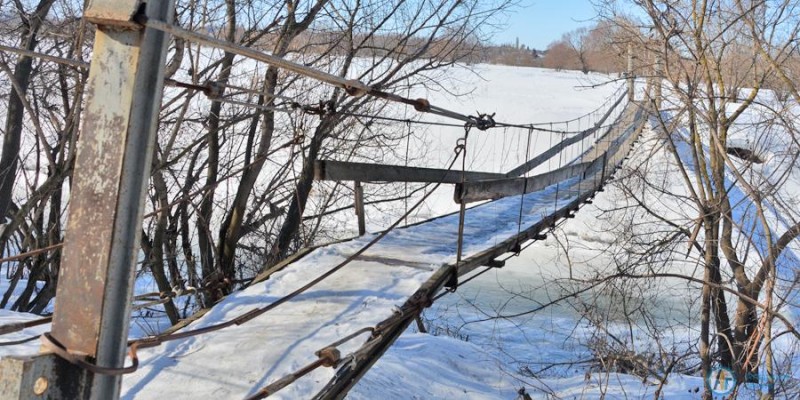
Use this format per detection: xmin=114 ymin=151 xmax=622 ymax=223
xmin=454 ymin=138 xmax=467 ymax=154
xmin=41 ymin=332 xmax=139 ymax=376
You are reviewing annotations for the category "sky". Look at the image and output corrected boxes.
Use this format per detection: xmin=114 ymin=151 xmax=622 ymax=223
xmin=493 ymin=0 xmax=600 ymax=49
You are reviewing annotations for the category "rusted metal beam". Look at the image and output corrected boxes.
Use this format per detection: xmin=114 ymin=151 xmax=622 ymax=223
xmin=82 ymin=0 xmax=143 ymax=28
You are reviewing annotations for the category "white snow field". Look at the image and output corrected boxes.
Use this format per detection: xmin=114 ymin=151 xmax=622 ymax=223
xmin=6 ymin=64 xmax=795 ymax=399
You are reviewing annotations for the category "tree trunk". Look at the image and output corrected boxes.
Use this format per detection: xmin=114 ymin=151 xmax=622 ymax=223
xmin=196 ymin=0 xmax=237 ymax=295
xmin=268 ymin=116 xmax=336 ymax=264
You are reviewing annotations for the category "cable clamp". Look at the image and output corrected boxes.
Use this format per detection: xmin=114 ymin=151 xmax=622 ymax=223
xmin=469 ymin=112 xmax=496 ymax=131
xmin=205 ymin=81 xmax=225 ymax=99
xmin=293 ymin=100 xmax=336 ymax=116
xmin=413 ymin=98 xmax=431 ymax=112
xmin=315 ymin=346 xmax=342 ymax=368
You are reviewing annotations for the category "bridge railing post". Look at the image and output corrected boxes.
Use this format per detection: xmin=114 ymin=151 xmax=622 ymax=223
xmin=627 ymin=43 xmax=635 ymax=102
xmin=653 ymin=51 xmax=663 ymax=109
xmin=354 ymin=181 xmax=366 ymax=235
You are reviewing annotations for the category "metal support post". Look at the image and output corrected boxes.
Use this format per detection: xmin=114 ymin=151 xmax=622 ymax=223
xmin=654 ymin=51 xmax=663 ymax=109
xmin=627 ymin=43 xmax=635 ymax=102
xmin=0 ymin=1 xmax=173 ymax=399
xmin=354 ymin=181 xmax=366 ymax=236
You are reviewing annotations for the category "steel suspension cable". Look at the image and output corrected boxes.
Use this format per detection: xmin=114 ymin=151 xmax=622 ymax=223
xmin=128 ymin=136 xmax=470 ymax=351
xmin=139 ymin=18 xmax=493 ymax=127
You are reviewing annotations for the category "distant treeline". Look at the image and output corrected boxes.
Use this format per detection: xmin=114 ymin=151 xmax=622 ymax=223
xmin=242 ymin=21 xmax=633 ymax=74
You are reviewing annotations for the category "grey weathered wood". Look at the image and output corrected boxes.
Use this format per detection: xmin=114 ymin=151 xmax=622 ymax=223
xmin=314 ymin=160 xmax=505 ymax=184
xmin=456 ymin=162 xmax=591 ymax=203
xmin=354 ymin=181 xmax=366 ymax=235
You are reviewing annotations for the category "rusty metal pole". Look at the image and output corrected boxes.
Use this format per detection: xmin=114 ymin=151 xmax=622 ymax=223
xmin=47 ymin=0 xmax=172 ymax=399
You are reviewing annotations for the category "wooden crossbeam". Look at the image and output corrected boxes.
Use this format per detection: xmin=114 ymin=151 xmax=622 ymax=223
xmin=455 ymin=162 xmax=592 ymax=203
xmin=314 ymin=160 xmax=505 ymax=184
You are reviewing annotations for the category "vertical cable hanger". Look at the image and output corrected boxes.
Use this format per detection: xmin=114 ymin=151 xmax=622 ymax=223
xmin=555 ymin=121 xmax=568 ymax=218
xmin=404 ymin=120 xmax=411 ymax=225
xmin=448 ymin=124 xmax=471 ymax=292
xmin=516 ymin=127 xmax=533 ymax=246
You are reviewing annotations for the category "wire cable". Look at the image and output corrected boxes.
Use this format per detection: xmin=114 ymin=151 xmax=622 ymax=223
xmin=129 ymin=134 xmax=470 ymax=351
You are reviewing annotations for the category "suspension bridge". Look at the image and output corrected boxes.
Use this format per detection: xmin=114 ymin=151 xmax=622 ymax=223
xmin=0 ymin=2 xmax=652 ymax=399
xmin=114 ymin=96 xmax=646 ymax=400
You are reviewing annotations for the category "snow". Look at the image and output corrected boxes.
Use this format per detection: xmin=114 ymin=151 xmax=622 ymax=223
xmin=352 ymin=333 xmax=704 ymax=399
xmin=0 ymin=309 xmax=49 ymax=358
xmin=119 ymin=174 xmax=590 ymax=399
xmin=4 ymin=64 xmax=793 ymax=399
xmin=0 ymin=65 xmax=655 ymax=399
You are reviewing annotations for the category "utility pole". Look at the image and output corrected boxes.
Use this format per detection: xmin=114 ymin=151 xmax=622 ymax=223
xmin=0 ymin=0 xmax=173 ymax=398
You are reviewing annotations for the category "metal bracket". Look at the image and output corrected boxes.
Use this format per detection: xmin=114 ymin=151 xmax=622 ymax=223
xmin=0 ymin=353 xmax=92 ymax=399
xmin=485 ymin=259 xmax=505 ymax=269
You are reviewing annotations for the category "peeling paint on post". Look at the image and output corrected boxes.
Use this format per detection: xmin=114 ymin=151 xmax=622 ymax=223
xmin=38 ymin=0 xmax=174 ymax=399
xmin=51 ymin=26 xmax=141 ymax=360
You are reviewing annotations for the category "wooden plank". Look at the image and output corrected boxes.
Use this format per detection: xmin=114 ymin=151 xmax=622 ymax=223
xmin=504 ymin=128 xmax=598 ymax=178
xmin=456 ymin=162 xmax=590 ymax=203
xmin=354 ymin=181 xmax=366 ymax=235
xmin=314 ymin=160 xmax=505 ymax=183
xmin=584 ymin=152 xmax=607 ymax=178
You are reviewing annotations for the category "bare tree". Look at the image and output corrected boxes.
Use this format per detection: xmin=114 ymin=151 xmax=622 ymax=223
xmin=0 ymin=0 xmax=86 ymax=313
xmin=578 ymin=1 xmax=800 ymax=398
